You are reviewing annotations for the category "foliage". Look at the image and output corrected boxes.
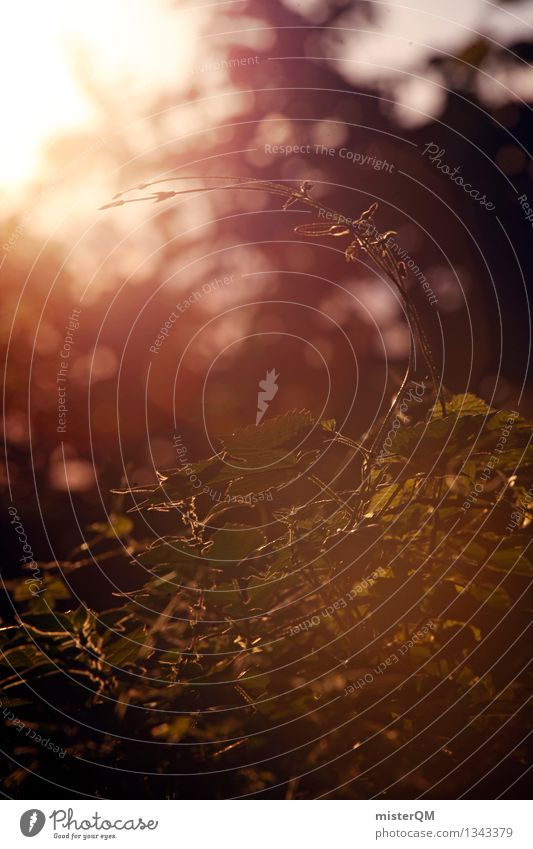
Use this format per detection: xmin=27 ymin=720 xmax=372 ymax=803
xmin=1 ymin=394 xmax=532 ymax=798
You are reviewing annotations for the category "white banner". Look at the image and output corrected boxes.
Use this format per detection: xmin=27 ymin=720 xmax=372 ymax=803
xmin=2 ymin=800 xmax=531 ymax=848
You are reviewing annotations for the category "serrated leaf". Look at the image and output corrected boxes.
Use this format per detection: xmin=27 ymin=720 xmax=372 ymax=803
xmin=220 ymin=410 xmax=314 ymax=461
xmin=433 ymin=393 xmax=491 ymax=419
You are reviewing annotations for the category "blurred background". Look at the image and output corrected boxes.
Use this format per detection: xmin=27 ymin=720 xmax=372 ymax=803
xmin=2 ymin=0 xmax=533 ymax=595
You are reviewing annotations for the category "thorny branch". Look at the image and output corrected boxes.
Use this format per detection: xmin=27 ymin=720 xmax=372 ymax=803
xmin=101 ymin=175 xmax=446 ymax=456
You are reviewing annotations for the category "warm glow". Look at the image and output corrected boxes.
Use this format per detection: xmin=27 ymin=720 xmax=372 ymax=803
xmin=0 ymin=0 xmax=196 ymax=191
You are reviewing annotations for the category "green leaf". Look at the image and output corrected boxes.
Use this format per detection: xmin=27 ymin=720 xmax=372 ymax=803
xmin=104 ymin=626 xmax=147 ymax=666
xmin=204 ymin=524 xmax=266 ymax=563
xmin=433 ymin=393 xmax=491 ymax=419
xmin=88 ymin=513 xmax=134 ymax=537
xmin=138 ymin=539 xmax=199 ymax=570
xmin=19 ymin=612 xmax=78 ymax=636
xmin=220 ymin=410 xmax=314 ymax=461
xmin=0 ymin=644 xmax=55 ymax=671
xmin=13 ymin=576 xmax=70 ymax=604
xmin=225 ymin=449 xmax=319 ymax=497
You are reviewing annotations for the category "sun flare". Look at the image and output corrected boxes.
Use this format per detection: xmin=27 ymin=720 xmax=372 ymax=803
xmin=0 ymin=0 xmax=196 ymax=192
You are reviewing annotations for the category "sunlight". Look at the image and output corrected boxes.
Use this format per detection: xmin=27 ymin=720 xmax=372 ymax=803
xmin=0 ymin=0 xmax=196 ymax=191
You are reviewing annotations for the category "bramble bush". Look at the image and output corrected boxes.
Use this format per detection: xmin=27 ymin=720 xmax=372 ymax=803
xmin=1 ymin=394 xmax=531 ymax=798
xmin=1 ymin=182 xmax=531 ymax=798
